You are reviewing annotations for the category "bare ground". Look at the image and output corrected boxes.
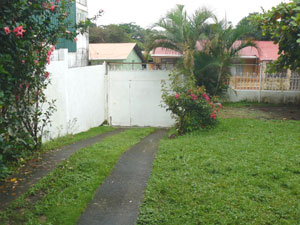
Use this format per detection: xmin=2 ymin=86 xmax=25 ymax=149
xmin=219 ymin=104 xmax=300 ymax=120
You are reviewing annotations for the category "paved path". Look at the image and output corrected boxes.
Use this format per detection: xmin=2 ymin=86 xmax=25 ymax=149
xmin=77 ymin=129 xmax=168 ymax=225
xmin=0 ymin=128 xmax=125 ymax=210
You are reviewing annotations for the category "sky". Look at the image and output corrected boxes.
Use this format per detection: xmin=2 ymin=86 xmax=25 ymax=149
xmin=87 ymin=0 xmax=290 ymax=28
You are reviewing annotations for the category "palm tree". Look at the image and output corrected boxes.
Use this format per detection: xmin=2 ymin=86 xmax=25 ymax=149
xmin=194 ymin=20 xmax=257 ymax=95
xmin=147 ymin=5 xmax=213 ymax=78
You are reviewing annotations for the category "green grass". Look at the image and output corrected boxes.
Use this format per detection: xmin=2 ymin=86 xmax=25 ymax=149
xmin=42 ymin=125 xmax=115 ymax=152
xmin=2 ymin=126 xmax=115 ymax=182
xmin=1 ymin=127 xmax=155 ymax=225
xmin=222 ymin=101 xmax=278 ymax=108
xmin=138 ymin=119 xmax=300 ymax=225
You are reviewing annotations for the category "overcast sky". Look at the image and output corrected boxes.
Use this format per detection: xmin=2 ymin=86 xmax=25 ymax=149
xmin=87 ymin=0 xmax=290 ymax=28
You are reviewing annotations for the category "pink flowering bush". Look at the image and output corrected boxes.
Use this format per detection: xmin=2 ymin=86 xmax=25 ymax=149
xmin=0 ymin=0 xmax=103 ymax=179
xmin=0 ymin=0 xmax=102 ymax=179
xmin=162 ymin=71 xmax=221 ymax=135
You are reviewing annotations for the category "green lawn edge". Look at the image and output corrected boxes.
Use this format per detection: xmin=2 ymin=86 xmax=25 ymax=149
xmin=42 ymin=125 xmax=115 ymax=152
xmin=1 ymin=127 xmax=155 ymax=225
xmin=2 ymin=126 xmax=115 ymax=182
xmin=137 ymin=118 xmax=300 ymax=225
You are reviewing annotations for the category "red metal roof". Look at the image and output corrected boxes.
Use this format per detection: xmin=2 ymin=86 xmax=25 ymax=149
xmin=151 ymin=47 xmax=182 ymax=57
xmin=237 ymin=41 xmax=279 ymax=61
xmin=151 ymin=41 xmax=279 ymax=61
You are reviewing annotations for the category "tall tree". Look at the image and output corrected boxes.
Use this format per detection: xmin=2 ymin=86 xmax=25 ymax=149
xmin=236 ymin=13 xmax=271 ymax=41
xmin=251 ymin=0 xmax=300 ymax=72
xmin=89 ymin=22 xmax=157 ymax=50
xmin=89 ymin=24 xmax=132 ymax=43
xmin=194 ymin=21 xmax=256 ymax=95
xmin=147 ymin=5 xmax=213 ymax=78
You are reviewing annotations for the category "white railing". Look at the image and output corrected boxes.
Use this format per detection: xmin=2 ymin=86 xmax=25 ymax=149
xmin=107 ymin=62 xmax=177 ymax=72
xmin=229 ymin=72 xmax=300 ymax=91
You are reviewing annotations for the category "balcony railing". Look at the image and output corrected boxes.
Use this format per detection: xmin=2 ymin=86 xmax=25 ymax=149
xmin=229 ymin=72 xmax=300 ymax=91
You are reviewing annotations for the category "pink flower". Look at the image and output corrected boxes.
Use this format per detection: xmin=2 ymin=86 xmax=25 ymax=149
xmin=56 ymin=0 xmax=60 ymax=3
xmin=45 ymin=72 xmax=50 ymax=79
xmin=74 ymin=37 xmax=78 ymax=42
xmin=47 ymin=55 xmax=51 ymax=64
xmin=210 ymin=114 xmax=216 ymax=119
xmin=50 ymin=5 xmax=55 ymax=12
xmin=34 ymin=60 xmax=39 ymax=65
xmin=42 ymin=2 xmax=48 ymax=9
xmin=13 ymin=25 xmax=26 ymax=38
xmin=21 ymin=60 xmax=25 ymax=64
xmin=202 ymin=93 xmax=210 ymax=101
xmin=175 ymin=93 xmax=180 ymax=99
xmin=47 ymin=45 xmax=55 ymax=57
xmin=190 ymin=94 xmax=198 ymax=100
xmin=4 ymin=26 xmax=11 ymax=35
xmin=14 ymin=93 xmax=19 ymax=101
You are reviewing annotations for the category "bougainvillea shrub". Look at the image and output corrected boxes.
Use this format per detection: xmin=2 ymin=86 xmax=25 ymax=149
xmin=162 ymin=71 xmax=221 ymax=135
xmin=0 ymin=0 xmax=79 ymax=178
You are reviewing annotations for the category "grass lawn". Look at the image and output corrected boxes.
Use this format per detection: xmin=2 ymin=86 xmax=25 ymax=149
xmin=138 ymin=119 xmax=300 ymax=224
xmin=2 ymin=126 xmax=115 ymax=182
xmin=1 ymin=127 xmax=155 ymax=225
xmin=42 ymin=125 xmax=115 ymax=152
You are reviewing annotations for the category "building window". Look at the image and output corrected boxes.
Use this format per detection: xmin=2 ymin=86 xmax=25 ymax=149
xmin=76 ymin=9 xmax=88 ymax=23
xmin=76 ymin=0 xmax=87 ymax=6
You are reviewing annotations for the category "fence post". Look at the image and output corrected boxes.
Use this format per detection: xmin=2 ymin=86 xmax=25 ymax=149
xmin=259 ymin=63 xmax=263 ymax=103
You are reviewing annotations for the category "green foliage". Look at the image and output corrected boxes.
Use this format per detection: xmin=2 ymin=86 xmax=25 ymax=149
xmin=0 ymin=128 xmax=155 ymax=224
xmin=138 ymin=118 xmax=300 ymax=224
xmin=89 ymin=22 xmax=155 ymax=50
xmin=194 ymin=21 xmax=256 ymax=95
xmin=0 ymin=0 xmax=78 ymax=175
xmin=147 ymin=5 xmax=213 ymax=76
xmin=162 ymin=71 xmax=221 ymax=135
xmin=251 ymin=0 xmax=300 ymax=72
xmin=236 ymin=13 xmax=271 ymax=41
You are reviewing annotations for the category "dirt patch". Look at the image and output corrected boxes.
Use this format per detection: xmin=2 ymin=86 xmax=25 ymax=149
xmin=219 ymin=105 xmax=300 ymax=120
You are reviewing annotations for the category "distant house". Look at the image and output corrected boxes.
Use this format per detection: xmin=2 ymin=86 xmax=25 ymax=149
xmin=231 ymin=41 xmax=279 ymax=76
xmin=150 ymin=48 xmax=182 ymax=67
xmin=150 ymin=41 xmax=279 ymax=74
xmin=89 ymin=43 xmax=144 ymax=70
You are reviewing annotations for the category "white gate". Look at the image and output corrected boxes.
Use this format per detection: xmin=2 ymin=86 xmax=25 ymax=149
xmin=106 ymin=71 xmax=174 ymax=127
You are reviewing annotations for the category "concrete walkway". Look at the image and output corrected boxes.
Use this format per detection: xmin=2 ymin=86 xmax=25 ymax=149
xmin=77 ymin=129 xmax=168 ymax=225
xmin=0 ymin=128 xmax=125 ymax=210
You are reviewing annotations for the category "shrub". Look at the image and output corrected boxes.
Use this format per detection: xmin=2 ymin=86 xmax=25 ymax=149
xmin=162 ymin=71 xmax=221 ymax=135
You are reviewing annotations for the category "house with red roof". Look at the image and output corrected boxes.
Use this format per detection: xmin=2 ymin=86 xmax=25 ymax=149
xmin=150 ymin=41 xmax=279 ymax=75
xmin=231 ymin=41 xmax=279 ymax=76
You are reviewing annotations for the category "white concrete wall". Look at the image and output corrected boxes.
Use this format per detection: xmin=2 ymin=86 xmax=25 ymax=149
xmin=68 ymin=33 xmax=89 ymax=68
xmin=227 ymin=88 xmax=300 ymax=105
xmin=44 ymin=50 xmax=105 ymax=140
xmin=107 ymin=71 xmax=174 ymax=127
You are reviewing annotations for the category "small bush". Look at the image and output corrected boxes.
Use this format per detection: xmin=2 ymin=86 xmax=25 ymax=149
xmin=162 ymin=71 xmax=221 ymax=135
